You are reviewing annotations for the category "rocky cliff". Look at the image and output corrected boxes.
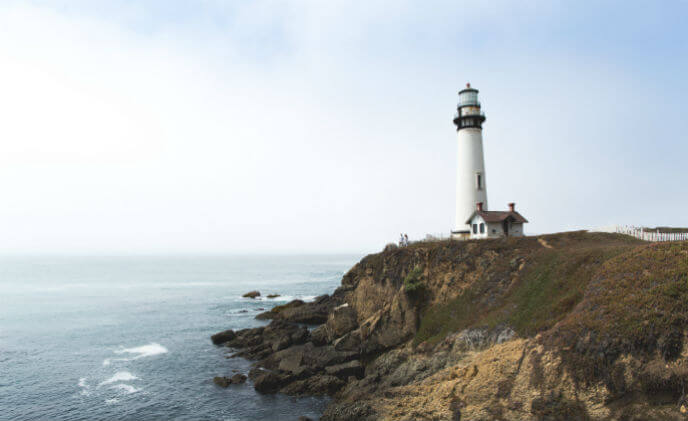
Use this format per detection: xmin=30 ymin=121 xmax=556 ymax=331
xmin=212 ymin=232 xmax=688 ymax=420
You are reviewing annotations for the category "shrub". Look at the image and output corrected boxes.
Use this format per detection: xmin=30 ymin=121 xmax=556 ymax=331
xmin=384 ymin=243 xmax=399 ymax=252
xmin=403 ymin=266 xmax=424 ymax=295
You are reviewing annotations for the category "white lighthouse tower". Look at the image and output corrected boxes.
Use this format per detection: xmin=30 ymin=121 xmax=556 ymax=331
xmin=451 ymin=83 xmax=488 ymax=239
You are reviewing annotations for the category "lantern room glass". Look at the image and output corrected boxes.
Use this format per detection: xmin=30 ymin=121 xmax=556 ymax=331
xmin=459 ymin=91 xmax=479 ymax=106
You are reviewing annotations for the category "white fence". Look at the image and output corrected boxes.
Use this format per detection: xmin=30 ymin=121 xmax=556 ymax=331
xmin=611 ymin=225 xmax=688 ymax=242
xmin=421 ymin=233 xmax=453 ymax=242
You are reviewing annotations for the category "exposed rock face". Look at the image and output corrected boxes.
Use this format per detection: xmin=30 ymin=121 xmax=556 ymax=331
xmin=242 ymin=291 xmax=260 ymax=299
xmin=213 ymin=233 xmax=688 ymax=420
xmin=324 ymin=360 xmax=363 ymax=379
xmin=325 ymin=304 xmax=357 ymax=341
xmin=256 ymin=294 xmax=343 ymax=324
xmin=224 ymin=320 xmax=310 ymax=360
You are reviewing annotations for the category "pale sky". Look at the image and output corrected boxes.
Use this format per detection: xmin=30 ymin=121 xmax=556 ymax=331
xmin=1 ymin=1 xmax=686 ymax=254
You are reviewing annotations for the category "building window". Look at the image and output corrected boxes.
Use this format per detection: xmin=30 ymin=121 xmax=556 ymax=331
xmin=476 ymin=173 xmax=483 ymax=190
xmin=479 ymin=223 xmax=485 ymax=233
xmin=472 ymin=224 xmax=478 ymax=234
xmin=492 ymin=229 xmax=496 ymax=233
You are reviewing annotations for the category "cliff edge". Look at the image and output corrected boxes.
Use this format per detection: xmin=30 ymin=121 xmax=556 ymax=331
xmin=213 ymin=231 xmax=688 ymax=420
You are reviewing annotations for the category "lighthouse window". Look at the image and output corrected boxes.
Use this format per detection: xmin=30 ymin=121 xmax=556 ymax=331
xmin=479 ymin=223 xmax=485 ymax=233
xmin=476 ymin=173 xmax=483 ymax=190
xmin=472 ymin=224 xmax=478 ymax=234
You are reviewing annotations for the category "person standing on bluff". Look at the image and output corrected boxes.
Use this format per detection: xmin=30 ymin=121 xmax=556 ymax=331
xmin=404 ymin=234 xmax=409 ymax=246
xmin=399 ymin=234 xmax=405 ymax=247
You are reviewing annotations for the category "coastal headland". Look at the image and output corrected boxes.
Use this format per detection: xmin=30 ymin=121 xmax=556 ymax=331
xmin=212 ymin=231 xmax=688 ymax=420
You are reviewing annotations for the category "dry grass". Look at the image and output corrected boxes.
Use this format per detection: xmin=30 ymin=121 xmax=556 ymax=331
xmin=413 ymin=231 xmax=641 ymax=345
xmin=543 ymin=241 xmax=688 ymax=385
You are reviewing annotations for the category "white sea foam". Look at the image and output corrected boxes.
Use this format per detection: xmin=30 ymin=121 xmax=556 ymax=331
xmin=98 ymin=371 xmax=139 ymax=387
xmin=105 ymin=398 xmax=119 ymax=405
xmin=104 ymin=342 xmax=168 ymax=365
xmin=110 ymin=384 xmax=140 ymax=394
xmin=114 ymin=343 xmax=168 ymax=358
xmin=78 ymin=377 xmax=90 ymax=395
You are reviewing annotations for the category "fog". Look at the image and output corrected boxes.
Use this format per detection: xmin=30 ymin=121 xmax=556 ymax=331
xmin=1 ymin=1 xmax=686 ymax=254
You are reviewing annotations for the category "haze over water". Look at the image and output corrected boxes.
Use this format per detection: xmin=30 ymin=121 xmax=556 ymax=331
xmin=0 ymin=255 xmax=359 ymax=420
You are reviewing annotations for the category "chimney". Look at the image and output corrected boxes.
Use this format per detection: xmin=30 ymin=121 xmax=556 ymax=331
xmin=508 ymin=202 xmax=515 ymax=212
xmin=476 ymin=202 xmax=484 ymax=211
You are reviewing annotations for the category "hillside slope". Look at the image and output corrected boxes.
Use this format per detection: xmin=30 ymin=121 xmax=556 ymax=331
xmin=213 ymin=232 xmax=688 ymax=420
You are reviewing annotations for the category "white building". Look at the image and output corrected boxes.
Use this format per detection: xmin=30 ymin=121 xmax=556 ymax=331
xmin=465 ymin=202 xmax=528 ymax=239
xmin=451 ymin=83 xmax=488 ymax=240
xmin=450 ymin=83 xmax=529 ymax=240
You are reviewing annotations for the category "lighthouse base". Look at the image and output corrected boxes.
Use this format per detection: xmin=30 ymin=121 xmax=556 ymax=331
xmin=450 ymin=230 xmax=471 ymax=241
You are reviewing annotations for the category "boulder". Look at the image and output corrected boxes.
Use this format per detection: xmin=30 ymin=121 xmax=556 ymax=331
xmin=291 ymin=325 xmax=310 ymax=345
xmin=213 ymin=376 xmax=231 ymax=387
xmin=260 ymin=343 xmax=313 ymax=371
xmin=253 ymin=370 xmax=291 ymax=394
xmin=214 ymin=373 xmax=248 ymax=387
xmin=230 ymin=373 xmax=247 ymax=384
xmin=242 ymin=291 xmax=261 ymax=299
xmin=325 ymin=360 xmax=364 ymax=379
xmin=267 ymin=294 xmax=281 ymax=298
xmin=278 ymin=350 xmax=305 ymax=373
xmin=211 ymin=329 xmax=236 ymax=345
xmin=310 ymin=325 xmax=329 ymax=346
xmin=248 ymin=366 xmax=266 ymax=381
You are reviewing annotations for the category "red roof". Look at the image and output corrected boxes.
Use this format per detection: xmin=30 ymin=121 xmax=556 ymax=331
xmin=465 ymin=210 xmax=529 ymax=224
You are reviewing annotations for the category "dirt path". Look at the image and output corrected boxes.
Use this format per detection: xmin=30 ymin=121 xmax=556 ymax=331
xmin=538 ymin=238 xmax=553 ymax=249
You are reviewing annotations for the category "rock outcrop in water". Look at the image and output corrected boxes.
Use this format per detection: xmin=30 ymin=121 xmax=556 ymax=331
xmin=242 ymin=290 xmax=261 ymax=299
xmin=213 ymin=232 xmax=688 ymax=420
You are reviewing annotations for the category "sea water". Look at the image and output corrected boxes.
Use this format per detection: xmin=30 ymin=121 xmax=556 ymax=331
xmin=0 ymin=255 xmax=360 ymax=420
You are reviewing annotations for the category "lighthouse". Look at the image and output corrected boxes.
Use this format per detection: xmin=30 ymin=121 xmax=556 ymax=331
xmin=451 ymin=83 xmax=488 ymax=239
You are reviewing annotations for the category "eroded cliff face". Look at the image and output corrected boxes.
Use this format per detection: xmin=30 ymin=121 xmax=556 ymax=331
xmin=213 ymin=232 xmax=688 ymax=421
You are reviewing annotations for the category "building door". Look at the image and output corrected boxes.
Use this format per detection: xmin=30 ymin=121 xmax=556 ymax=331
xmin=503 ymin=220 xmax=509 ymax=237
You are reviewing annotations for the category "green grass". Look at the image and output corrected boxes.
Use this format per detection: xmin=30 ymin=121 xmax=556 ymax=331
xmin=413 ymin=232 xmax=640 ymax=346
xmin=403 ymin=266 xmax=424 ymax=295
xmin=545 ymin=242 xmax=688 ymax=385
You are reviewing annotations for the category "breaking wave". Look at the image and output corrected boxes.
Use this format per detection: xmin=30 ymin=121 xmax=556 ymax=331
xmin=98 ymin=371 xmax=139 ymax=387
xmin=103 ymin=342 xmax=168 ymax=366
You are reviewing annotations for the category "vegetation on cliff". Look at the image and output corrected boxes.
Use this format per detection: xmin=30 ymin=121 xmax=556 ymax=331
xmin=213 ymin=231 xmax=688 ymax=420
xmin=414 ymin=232 xmax=640 ymax=345
xmin=402 ymin=266 xmax=424 ymax=295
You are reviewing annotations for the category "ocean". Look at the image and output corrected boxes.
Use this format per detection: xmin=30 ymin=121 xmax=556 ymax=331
xmin=0 ymin=255 xmax=360 ymax=421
